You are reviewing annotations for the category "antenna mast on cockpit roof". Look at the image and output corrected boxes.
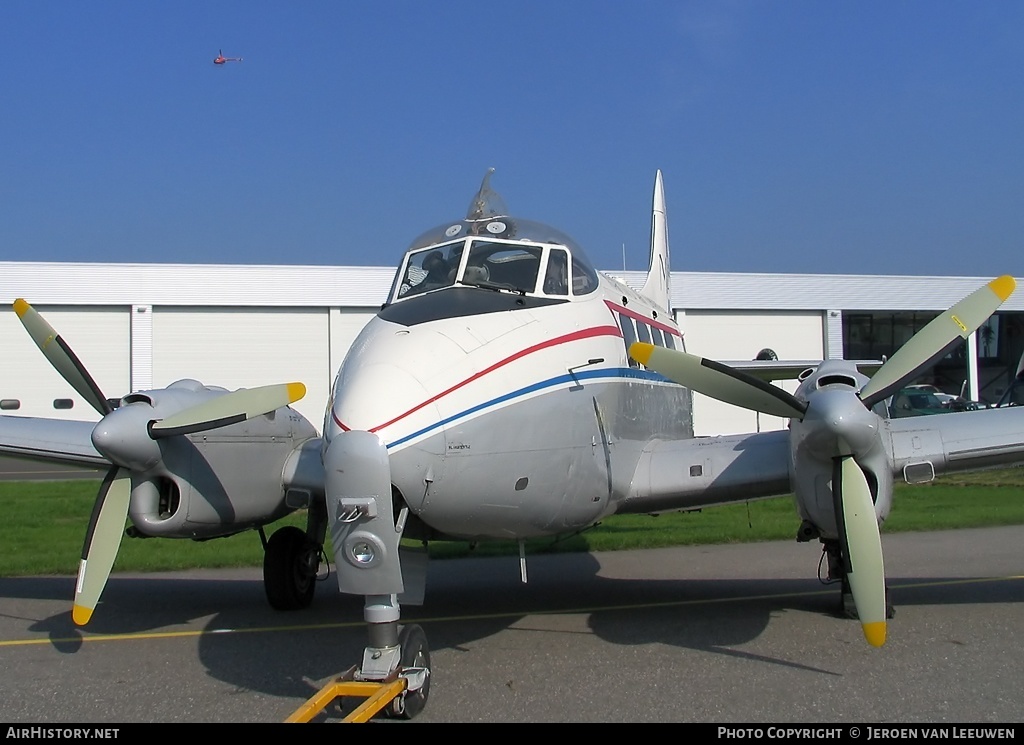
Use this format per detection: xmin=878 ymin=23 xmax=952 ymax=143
xmin=466 ymin=168 xmax=508 ymax=220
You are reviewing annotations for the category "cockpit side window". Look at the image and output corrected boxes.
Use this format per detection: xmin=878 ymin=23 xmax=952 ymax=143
xmin=396 ymin=241 xmax=462 ymax=299
xmin=571 ymin=255 xmax=598 ymax=295
xmin=543 ymin=248 xmax=570 ymax=296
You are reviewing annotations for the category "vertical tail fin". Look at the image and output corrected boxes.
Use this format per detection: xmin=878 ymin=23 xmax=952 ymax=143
xmin=639 ymin=170 xmax=672 ymax=313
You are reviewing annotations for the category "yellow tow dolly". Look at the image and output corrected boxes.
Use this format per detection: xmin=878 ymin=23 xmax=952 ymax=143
xmin=285 ymin=665 xmax=408 ymax=723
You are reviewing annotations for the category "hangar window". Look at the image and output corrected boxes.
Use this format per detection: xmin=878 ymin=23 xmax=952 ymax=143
xmin=0 ymin=399 xmax=20 ymax=410
xmin=53 ymin=399 xmax=74 ymax=410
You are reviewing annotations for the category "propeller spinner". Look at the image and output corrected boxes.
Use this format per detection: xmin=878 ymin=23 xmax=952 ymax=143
xmin=13 ymin=299 xmax=306 ymax=625
xmin=630 ymin=274 xmax=1016 ymax=646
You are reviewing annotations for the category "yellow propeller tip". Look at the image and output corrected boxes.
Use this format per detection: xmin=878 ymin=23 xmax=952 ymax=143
xmin=12 ymin=298 xmax=29 ymax=317
xmin=287 ymin=382 xmax=307 ymax=402
xmin=989 ymin=275 xmax=1016 ymax=302
xmin=863 ymin=621 xmax=887 ymax=647
xmin=629 ymin=342 xmax=654 ymax=365
xmin=72 ymin=604 xmax=94 ymax=626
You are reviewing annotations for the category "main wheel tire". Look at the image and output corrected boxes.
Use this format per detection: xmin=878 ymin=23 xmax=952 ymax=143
xmin=263 ymin=525 xmax=319 ymax=611
xmin=388 ymin=624 xmax=431 ymax=720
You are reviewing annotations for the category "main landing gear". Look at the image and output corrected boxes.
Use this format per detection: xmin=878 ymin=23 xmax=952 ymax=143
xmin=821 ymin=538 xmax=895 ymax=621
xmin=261 ymin=495 xmax=329 ymax=611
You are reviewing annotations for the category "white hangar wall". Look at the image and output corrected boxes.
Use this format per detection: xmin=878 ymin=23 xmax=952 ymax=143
xmin=150 ymin=307 xmax=332 ymax=429
xmin=0 ymin=306 xmax=132 ymax=422
xmin=679 ymin=310 xmax=826 ymax=436
xmin=1 ymin=262 xmax=1021 ymax=436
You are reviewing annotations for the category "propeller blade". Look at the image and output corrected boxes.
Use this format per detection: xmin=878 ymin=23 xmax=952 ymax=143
xmin=148 ymin=382 xmax=306 ymax=438
xmin=630 ymin=342 xmax=808 ymax=420
xmin=833 ymin=456 xmax=887 ymax=647
xmin=860 ymin=275 xmax=1016 ymax=409
xmin=73 ymin=467 xmax=131 ymax=625
xmin=13 ymin=299 xmax=113 ymax=417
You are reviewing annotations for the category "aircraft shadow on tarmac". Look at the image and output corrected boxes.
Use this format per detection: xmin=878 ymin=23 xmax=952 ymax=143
xmin=3 ymin=547 xmax=1023 ymax=708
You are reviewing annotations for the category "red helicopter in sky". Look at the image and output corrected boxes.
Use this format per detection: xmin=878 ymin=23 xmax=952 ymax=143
xmin=213 ymin=49 xmax=243 ymax=65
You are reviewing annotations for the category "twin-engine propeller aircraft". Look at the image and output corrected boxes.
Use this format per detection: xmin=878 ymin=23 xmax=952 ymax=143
xmin=3 ymin=169 xmax=1024 ymax=721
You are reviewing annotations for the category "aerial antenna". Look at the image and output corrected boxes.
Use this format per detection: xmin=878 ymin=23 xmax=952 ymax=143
xmin=466 ymin=167 xmax=508 ymax=220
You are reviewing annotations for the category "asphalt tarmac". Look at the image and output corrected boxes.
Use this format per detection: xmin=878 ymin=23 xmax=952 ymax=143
xmin=0 ymin=525 xmax=1021 ymax=724
xmin=0 ymin=455 xmax=101 ymax=482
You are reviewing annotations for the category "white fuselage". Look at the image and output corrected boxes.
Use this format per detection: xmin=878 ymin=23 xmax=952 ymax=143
xmin=324 ymin=277 xmax=691 ymax=540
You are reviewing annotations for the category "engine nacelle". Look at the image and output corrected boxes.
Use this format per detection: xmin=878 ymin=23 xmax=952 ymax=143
xmin=119 ymin=382 xmax=319 ymax=539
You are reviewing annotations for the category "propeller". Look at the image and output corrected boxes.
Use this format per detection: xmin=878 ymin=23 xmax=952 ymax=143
xmin=629 ymin=274 xmax=1016 ymax=647
xmin=73 ymin=467 xmax=130 ymax=625
xmin=629 ymin=345 xmax=807 ymax=420
xmin=833 ymin=455 xmax=886 ymax=646
xmin=14 ymin=299 xmax=113 ymax=416
xmin=858 ymin=275 xmax=1015 ymax=408
xmin=13 ymin=299 xmax=306 ymax=625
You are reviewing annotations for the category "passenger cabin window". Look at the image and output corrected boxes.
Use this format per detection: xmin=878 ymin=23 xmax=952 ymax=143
xmin=650 ymin=327 xmax=664 ymax=347
xmin=636 ymin=321 xmax=651 ymax=344
xmin=619 ymin=315 xmax=639 ymax=368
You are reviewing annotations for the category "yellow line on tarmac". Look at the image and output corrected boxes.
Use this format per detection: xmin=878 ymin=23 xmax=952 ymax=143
xmin=1 ymin=574 xmax=1021 ymax=649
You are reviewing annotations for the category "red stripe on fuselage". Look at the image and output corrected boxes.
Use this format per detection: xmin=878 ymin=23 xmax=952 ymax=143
xmin=332 ymin=324 xmax=623 ymax=433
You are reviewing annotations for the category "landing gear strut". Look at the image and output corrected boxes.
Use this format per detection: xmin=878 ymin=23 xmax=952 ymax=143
xmin=822 ymin=539 xmax=895 ymax=620
xmin=284 ymin=430 xmax=432 ymax=722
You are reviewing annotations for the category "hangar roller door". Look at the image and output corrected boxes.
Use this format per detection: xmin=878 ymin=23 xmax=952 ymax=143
xmin=151 ymin=307 xmax=331 ymax=431
xmin=682 ymin=310 xmax=824 ymax=436
xmin=0 ymin=306 xmax=131 ymax=421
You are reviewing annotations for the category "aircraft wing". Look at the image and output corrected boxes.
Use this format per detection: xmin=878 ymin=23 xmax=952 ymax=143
xmin=622 ymin=429 xmax=793 ymax=514
xmin=625 ymin=404 xmax=1024 ymax=517
xmin=889 ymin=405 xmax=1024 ymax=475
xmin=0 ymin=415 xmax=106 ymax=467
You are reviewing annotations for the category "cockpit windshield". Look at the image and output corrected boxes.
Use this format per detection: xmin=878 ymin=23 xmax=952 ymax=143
xmin=396 ymin=241 xmax=461 ymax=298
xmin=388 ymin=169 xmax=600 ymax=303
xmin=390 ymin=235 xmax=599 ymax=303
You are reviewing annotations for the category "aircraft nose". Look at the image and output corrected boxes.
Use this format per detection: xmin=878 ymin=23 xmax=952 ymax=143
xmin=331 ymin=360 xmax=440 ymax=443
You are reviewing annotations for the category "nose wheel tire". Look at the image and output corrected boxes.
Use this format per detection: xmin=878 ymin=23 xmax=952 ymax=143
xmin=264 ymin=525 xmax=319 ymax=610
xmin=387 ymin=624 xmax=431 ymax=720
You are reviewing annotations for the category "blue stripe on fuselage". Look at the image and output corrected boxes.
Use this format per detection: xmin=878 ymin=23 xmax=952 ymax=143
xmin=385 ymin=366 xmax=672 ymax=449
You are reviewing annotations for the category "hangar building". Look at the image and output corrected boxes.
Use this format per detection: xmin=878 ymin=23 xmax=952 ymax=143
xmin=1 ymin=261 xmax=1021 ymax=438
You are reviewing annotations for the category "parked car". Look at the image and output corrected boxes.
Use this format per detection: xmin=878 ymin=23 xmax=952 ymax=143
xmin=888 ymin=388 xmax=950 ymax=418
xmin=903 ymin=383 xmax=957 ymax=407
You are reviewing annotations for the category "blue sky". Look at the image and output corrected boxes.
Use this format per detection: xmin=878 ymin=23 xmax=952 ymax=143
xmin=2 ymin=1 xmax=1021 ymax=278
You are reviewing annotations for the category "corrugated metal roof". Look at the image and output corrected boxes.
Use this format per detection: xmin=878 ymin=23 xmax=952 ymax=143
xmin=1 ymin=262 xmax=1020 ymax=312
xmin=603 ymin=270 xmax=1024 ymax=312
